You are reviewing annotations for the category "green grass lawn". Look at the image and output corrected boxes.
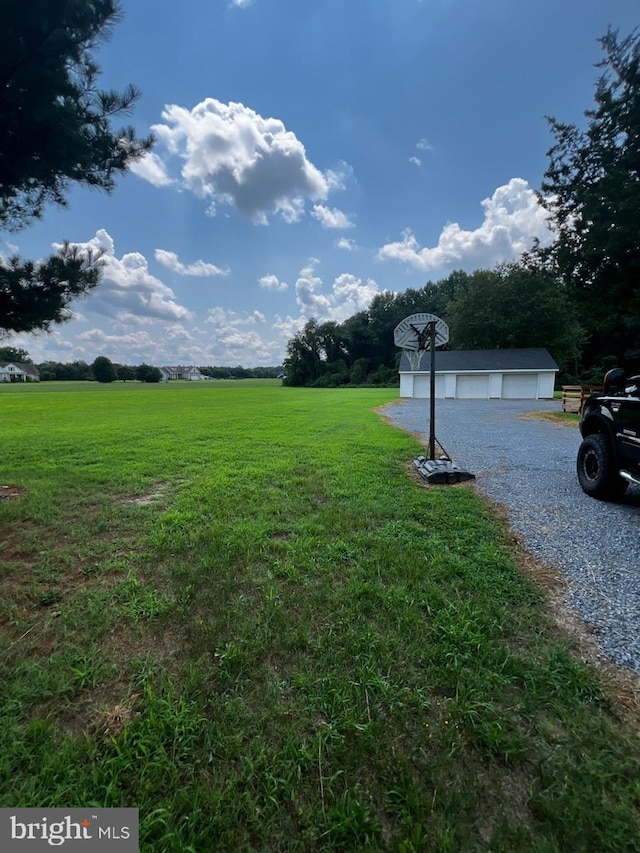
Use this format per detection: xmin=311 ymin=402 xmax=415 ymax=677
xmin=1 ymin=381 xmax=639 ymax=851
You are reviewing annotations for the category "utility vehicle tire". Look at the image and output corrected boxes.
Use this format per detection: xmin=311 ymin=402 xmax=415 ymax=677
xmin=576 ymin=434 xmax=628 ymax=500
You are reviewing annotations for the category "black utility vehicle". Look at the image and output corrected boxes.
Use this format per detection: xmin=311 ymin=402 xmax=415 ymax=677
xmin=577 ymin=368 xmax=640 ymax=499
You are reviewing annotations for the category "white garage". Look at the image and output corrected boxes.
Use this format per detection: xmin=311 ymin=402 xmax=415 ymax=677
xmin=455 ymin=374 xmax=490 ymax=399
xmin=399 ymin=348 xmax=558 ymax=400
xmin=414 ymin=374 xmax=446 ymax=398
xmin=501 ymin=373 xmax=540 ymax=399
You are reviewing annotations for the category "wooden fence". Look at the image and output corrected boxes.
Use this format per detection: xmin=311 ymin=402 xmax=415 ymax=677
xmin=561 ymin=385 xmax=603 ymax=414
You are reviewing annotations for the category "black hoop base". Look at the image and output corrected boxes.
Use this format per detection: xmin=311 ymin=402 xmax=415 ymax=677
xmin=413 ymin=455 xmax=475 ymax=485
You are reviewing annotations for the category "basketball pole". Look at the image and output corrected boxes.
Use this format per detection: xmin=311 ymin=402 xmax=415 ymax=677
xmin=429 ymin=321 xmax=436 ymax=460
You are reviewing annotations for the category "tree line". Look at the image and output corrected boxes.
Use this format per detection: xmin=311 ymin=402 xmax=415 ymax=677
xmin=283 ymin=263 xmax=582 ymax=387
xmin=0 ymin=348 xmax=283 ymax=383
xmin=199 ymin=365 xmax=283 ymax=380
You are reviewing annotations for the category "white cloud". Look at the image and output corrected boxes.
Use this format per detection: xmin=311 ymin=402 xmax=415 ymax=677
xmin=336 ymin=237 xmax=357 ymax=251
xmin=128 ymin=152 xmax=174 ymax=187
xmin=10 ymin=238 xmax=292 ymax=367
xmin=416 ymin=138 xmax=432 ymax=151
xmin=203 ymin=306 xmax=281 ymax=362
xmin=155 ymin=249 xmax=229 ymax=277
xmin=205 ymin=307 xmax=265 ymax=327
xmin=273 ymin=314 xmax=306 ymax=340
xmin=148 ymin=99 xmax=331 ymax=223
xmin=231 ymin=0 xmax=252 ymax=6
xmin=294 ymin=260 xmax=379 ymax=323
xmin=408 ymin=156 xmax=422 ymax=167
xmin=325 ymin=161 xmax=354 ymax=192
xmin=258 ymin=274 xmax=288 ymax=292
xmin=36 ymin=310 xmax=285 ymax=368
xmin=311 ymin=204 xmax=355 ymax=229
xmin=377 ymin=178 xmax=552 ymax=272
xmin=77 ymin=328 xmax=158 ymax=352
xmin=54 ymin=230 xmax=192 ymax=323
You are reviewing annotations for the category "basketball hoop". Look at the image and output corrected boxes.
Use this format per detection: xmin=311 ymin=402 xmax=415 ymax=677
xmin=394 ymin=313 xmax=474 ymax=485
xmin=394 ymin=312 xmax=449 ymax=351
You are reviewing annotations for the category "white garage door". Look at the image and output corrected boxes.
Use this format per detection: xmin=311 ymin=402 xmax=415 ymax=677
xmin=413 ymin=375 xmax=445 ymax=398
xmin=456 ymin=374 xmax=490 ymax=399
xmin=502 ymin=373 xmax=539 ymax=399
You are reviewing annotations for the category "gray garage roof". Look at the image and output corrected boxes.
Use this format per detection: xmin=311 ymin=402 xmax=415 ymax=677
xmin=399 ymin=347 xmax=559 ymax=373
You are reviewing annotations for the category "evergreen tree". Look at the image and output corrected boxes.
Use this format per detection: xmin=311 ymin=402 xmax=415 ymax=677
xmin=539 ymin=28 xmax=640 ymax=369
xmin=0 ymin=1 xmax=152 ymax=336
xmin=1 ymin=244 xmax=104 ymax=334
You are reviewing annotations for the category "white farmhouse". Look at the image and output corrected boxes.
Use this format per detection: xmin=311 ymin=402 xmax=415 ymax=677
xmin=0 ymin=362 xmax=40 ymax=383
xmin=159 ymin=365 xmax=207 ymax=381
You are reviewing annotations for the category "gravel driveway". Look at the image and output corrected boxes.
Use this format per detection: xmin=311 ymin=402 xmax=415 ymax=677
xmin=381 ymin=398 xmax=640 ymax=674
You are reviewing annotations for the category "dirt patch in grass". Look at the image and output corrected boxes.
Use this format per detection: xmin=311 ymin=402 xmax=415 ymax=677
xmin=0 ymin=521 xmax=147 ymax=653
xmin=103 ymin=622 xmax=184 ymax=673
xmin=0 ymin=534 xmax=37 ymax=566
xmin=0 ymin=484 xmax=26 ymax=500
xmin=39 ymin=681 xmax=141 ymax=739
xmin=30 ymin=622 xmax=184 ymax=737
xmin=91 ymin=691 xmax=142 ymax=739
xmin=477 ymin=766 xmax=534 ymax=845
xmin=120 ymin=483 xmax=169 ymax=506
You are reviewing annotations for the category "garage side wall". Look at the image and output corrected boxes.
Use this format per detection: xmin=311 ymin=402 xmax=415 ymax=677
xmin=537 ymin=371 xmax=556 ymax=399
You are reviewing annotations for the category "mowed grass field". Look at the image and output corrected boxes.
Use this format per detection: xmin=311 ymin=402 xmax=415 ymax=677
xmin=1 ymin=380 xmax=639 ymax=851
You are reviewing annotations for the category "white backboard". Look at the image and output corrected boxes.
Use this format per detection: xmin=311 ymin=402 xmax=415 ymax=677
xmin=394 ymin=313 xmax=449 ymax=351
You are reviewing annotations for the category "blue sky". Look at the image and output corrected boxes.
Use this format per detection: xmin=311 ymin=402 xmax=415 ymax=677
xmin=7 ymin=0 xmax=639 ymax=367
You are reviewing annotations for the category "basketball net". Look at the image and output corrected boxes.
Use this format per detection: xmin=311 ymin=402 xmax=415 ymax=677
xmin=403 ymin=348 xmax=426 ymax=371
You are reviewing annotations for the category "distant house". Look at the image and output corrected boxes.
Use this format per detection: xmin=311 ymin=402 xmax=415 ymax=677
xmin=0 ymin=362 xmax=40 ymax=383
xmin=398 ymin=348 xmax=558 ymax=400
xmin=159 ymin=365 xmax=207 ymax=381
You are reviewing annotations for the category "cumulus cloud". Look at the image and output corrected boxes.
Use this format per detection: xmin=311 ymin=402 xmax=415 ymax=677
xmin=377 ymin=178 xmax=552 ymax=272
xmin=408 ymin=156 xmax=422 ymax=167
xmin=311 ymin=204 xmax=355 ymax=229
xmin=54 ymin=229 xmax=192 ymax=322
xmin=12 ymin=260 xmax=290 ymax=367
xmin=155 ymin=249 xmax=229 ymax=277
xmin=128 ymin=151 xmax=174 ymax=187
xmin=294 ymin=260 xmax=379 ymax=323
xmin=77 ymin=328 xmax=158 ymax=351
xmin=203 ymin=306 xmax=281 ymax=362
xmin=336 ymin=237 xmax=357 ymax=251
xmin=258 ymin=274 xmax=288 ymax=292
xmin=273 ymin=314 xmax=306 ymax=340
xmin=148 ymin=99 xmax=331 ymax=223
xmin=206 ymin=307 xmax=265 ymax=327
xmin=325 ymin=161 xmax=354 ymax=192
